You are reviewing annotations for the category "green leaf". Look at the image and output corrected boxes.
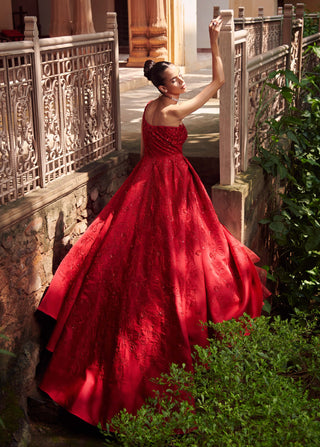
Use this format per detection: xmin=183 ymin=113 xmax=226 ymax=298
xmin=269 ymin=221 xmax=286 ymax=233
xmin=0 ymin=349 xmax=15 ymax=357
xmin=281 ymin=86 xmax=294 ymax=102
xmin=262 ymin=300 xmax=272 ymax=314
xmin=311 ymin=46 xmax=320 ymax=58
xmin=0 ymin=417 xmax=5 ymax=429
xmin=284 ymin=70 xmax=300 ymax=84
xmin=305 ymin=230 xmax=320 ymax=252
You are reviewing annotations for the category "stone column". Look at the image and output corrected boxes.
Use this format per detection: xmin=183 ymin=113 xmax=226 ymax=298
xmin=127 ymin=0 xmax=149 ymax=67
xmin=238 ymin=7 xmax=245 ymax=18
xmin=213 ymin=6 xmax=220 ymax=18
xmin=217 ymin=10 xmax=235 ymax=186
xmin=24 ymin=16 xmax=46 ymax=187
xmin=50 ymin=0 xmax=72 ymax=37
xmin=238 ymin=7 xmax=245 ymax=30
xmin=72 ymin=0 xmax=95 ymax=35
xmin=148 ymin=0 xmax=168 ymax=60
xmin=167 ymin=0 xmax=184 ymax=66
xmin=282 ymin=4 xmax=293 ymax=46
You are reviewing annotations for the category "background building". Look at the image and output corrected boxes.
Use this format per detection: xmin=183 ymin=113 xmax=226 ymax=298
xmin=0 ymin=0 xmax=284 ymax=69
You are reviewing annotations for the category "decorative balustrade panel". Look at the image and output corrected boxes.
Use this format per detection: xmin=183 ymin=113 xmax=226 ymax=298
xmin=225 ymin=11 xmax=319 ymax=185
xmin=262 ymin=20 xmax=282 ymax=53
xmin=246 ymin=23 xmax=263 ymax=58
xmin=247 ymin=52 xmax=287 ymax=160
xmin=0 ymin=51 xmax=39 ymax=204
xmin=0 ymin=18 xmax=118 ymax=205
xmin=235 ymin=18 xmax=282 ymax=59
xmin=41 ymin=40 xmax=116 ymax=184
xmin=290 ymin=22 xmax=304 ymax=75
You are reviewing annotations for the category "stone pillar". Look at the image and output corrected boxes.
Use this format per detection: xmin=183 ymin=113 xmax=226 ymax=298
xmin=213 ymin=6 xmax=220 ymax=18
xmin=218 ymin=10 xmax=235 ymax=186
xmin=296 ymin=3 xmax=305 ymax=19
xmin=282 ymin=4 xmax=293 ymax=46
xmin=0 ymin=0 xmax=13 ymax=30
xmin=24 ymin=16 xmax=46 ymax=187
xmin=238 ymin=7 xmax=245 ymax=18
xmin=182 ymin=0 xmax=197 ymax=68
xmin=238 ymin=7 xmax=245 ymax=30
xmin=50 ymin=0 xmax=72 ymax=37
xmin=148 ymin=0 xmax=168 ymax=60
xmin=127 ymin=0 xmax=149 ymax=66
xmin=295 ymin=3 xmax=305 ymax=81
xmin=72 ymin=0 xmax=95 ymax=34
xmin=167 ymin=0 xmax=184 ymax=66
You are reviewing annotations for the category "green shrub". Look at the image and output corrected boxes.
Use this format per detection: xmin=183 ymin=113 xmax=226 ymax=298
xmin=304 ymin=12 xmax=320 ymax=37
xmin=102 ymin=315 xmax=320 ymax=447
xmin=254 ymin=46 xmax=320 ymax=315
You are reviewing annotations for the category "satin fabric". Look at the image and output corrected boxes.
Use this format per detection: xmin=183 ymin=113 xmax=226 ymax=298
xmin=38 ymin=105 xmax=266 ymax=426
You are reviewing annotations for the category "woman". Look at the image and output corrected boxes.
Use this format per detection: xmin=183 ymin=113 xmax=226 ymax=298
xmin=38 ymin=18 xmax=266 ymax=428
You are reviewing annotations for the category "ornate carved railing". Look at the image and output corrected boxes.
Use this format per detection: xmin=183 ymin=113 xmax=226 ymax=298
xmin=0 ymin=13 xmax=120 ymax=205
xmin=234 ymin=15 xmax=282 ymax=58
xmin=247 ymin=46 xmax=288 ymax=160
xmin=218 ymin=4 xmax=320 ymax=186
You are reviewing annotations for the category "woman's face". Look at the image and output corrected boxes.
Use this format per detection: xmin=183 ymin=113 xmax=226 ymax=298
xmin=161 ymin=65 xmax=186 ymax=95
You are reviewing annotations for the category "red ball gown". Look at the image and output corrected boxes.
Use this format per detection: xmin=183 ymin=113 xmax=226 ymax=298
xmin=38 ymin=105 xmax=267 ymax=427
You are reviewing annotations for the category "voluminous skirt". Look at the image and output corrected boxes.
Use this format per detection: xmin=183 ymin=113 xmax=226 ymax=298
xmin=38 ymin=117 xmax=267 ymax=427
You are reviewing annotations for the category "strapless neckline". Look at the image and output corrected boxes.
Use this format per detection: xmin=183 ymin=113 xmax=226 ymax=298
xmin=143 ymin=116 xmax=184 ymax=129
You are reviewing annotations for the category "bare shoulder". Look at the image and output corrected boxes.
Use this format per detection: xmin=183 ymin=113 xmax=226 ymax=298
xmin=144 ymin=100 xmax=157 ymax=120
xmin=144 ymin=99 xmax=182 ymax=126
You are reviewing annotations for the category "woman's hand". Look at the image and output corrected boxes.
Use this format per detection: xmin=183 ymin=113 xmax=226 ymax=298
xmin=209 ymin=16 xmax=222 ymax=47
xmin=161 ymin=15 xmax=224 ymax=122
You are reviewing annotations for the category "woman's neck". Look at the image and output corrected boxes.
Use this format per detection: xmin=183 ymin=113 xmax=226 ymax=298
xmin=162 ymin=94 xmax=179 ymax=103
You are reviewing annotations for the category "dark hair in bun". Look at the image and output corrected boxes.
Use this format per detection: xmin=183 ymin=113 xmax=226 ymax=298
xmin=143 ymin=59 xmax=172 ymax=89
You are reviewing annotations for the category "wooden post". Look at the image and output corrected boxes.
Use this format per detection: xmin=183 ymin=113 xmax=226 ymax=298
xmin=24 ymin=16 xmax=46 ymax=187
xmin=213 ymin=6 xmax=220 ymax=18
xmin=50 ymin=0 xmax=72 ymax=37
xmin=219 ymin=10 xmax=235 ymax=185
xmin=295 ymin=3 xmax=304 ymax=81
xmin=283 ymin=4 xmax=293 ymax=46
xmin=296 ymin=3 xmax=304 ymax=19
xmin=127 ymin=0 xmax=149 ymax=66
xmin=238 ymin=7 xmax=245 ymax=30
xmin=240 ymin=33 xmax=248 ymax=172
xmin=72 ymin=0 xmax=95 ymax=34
xmin=258 ymin=7 xmax=264 ymax=54
xmin=149 ymin=0 xmax=168 ymax=61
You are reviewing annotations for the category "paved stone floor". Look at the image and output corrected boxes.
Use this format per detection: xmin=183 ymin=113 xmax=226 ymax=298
xmin=119 ymin=59 xmax=221 ymax=190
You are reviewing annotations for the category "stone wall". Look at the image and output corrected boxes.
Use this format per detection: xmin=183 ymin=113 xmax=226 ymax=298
xmin=212 ymin=163 xmax=276 ymax=267
xmin=0 ymin=150 xmax=130 ymax=446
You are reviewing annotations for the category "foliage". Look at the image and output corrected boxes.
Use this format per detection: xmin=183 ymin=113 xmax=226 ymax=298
xmin=254 ymin=46 xmax=320 ymax=315
xmin=304 ymin=12 xmax=320 ymax=37
xmin=101 ymin=315 xmax=320 ymax=447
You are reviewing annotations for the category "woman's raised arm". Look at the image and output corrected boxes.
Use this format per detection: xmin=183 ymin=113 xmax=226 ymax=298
xmin=170 ymin=17 xmax=224 ymax=121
